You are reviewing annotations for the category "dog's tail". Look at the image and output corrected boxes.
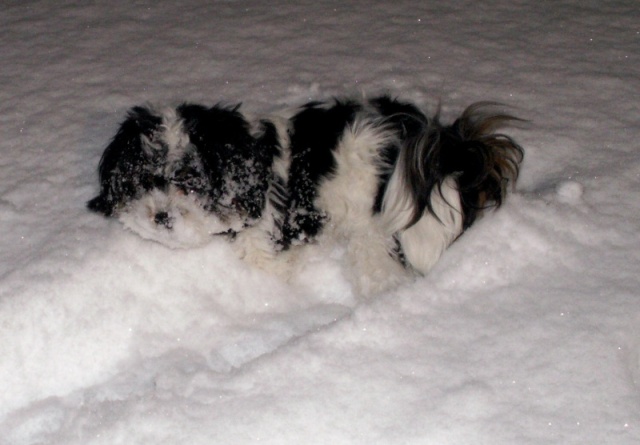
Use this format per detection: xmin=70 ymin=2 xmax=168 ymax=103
xmin=385 ymin=102 xmax=524 ymax=233
xmin=380 ymin=102 xmax=524 ymax=274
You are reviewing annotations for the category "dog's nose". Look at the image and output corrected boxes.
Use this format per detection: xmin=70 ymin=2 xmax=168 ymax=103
xmin=154 ymin=211 xmax=172 ymax=228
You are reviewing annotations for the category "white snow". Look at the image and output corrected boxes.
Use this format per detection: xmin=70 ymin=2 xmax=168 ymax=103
xmin=1 ymin=0 xmax=639 ymax=444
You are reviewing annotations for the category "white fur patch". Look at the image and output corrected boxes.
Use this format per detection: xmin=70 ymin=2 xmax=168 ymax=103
xmin=315 ymin=120 xmax=410 ymax=295
xmin=316 ymin=119 xmax=391 ymax=230
xmin=396 ymin=176 xmax=463 ymax=274
xmin=119 ymin=189 xmax=238 ymax=249
xmin=160 ymin=107 xmax=191 ymax=165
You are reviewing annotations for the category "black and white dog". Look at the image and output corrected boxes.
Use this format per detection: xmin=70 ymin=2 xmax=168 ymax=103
xmin=88 ymin=96 xmax=523 ymax=294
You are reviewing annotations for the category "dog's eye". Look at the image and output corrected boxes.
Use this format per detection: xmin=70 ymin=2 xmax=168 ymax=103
xmin=182 ymin=178 xmax=198 ymax=192
xmin=171 ymin=169 xmax=202 ymax=194
xmin=153 ymin=176 xmax=167 ymax=189
xmin=171 ymin=170 xmax=188 ymax=184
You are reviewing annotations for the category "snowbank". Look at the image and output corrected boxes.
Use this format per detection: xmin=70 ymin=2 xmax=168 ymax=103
xmin=1 ymin=1 xmax=638 ymax=443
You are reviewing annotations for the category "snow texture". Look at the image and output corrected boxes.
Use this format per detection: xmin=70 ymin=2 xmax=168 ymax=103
xmin=1 ymin=0 xmax=639 ymax=444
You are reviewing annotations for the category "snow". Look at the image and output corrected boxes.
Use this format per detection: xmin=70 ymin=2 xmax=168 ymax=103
xmin=1 ymin=0 xmax=639 ymax=443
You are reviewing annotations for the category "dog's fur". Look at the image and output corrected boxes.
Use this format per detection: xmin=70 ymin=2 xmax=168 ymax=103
xmin=88 ymin=96 xmax=523 ymax=295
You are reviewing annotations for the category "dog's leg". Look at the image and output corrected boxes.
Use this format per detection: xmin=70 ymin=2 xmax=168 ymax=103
xmin=232 ymin=225 xmax=298 ymax=278
xmin=344 ymin=229 xmax=411 ymax=297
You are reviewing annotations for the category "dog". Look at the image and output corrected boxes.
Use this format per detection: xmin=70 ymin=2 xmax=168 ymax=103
xmin=88 ymin=96 xmax=523 ymax=295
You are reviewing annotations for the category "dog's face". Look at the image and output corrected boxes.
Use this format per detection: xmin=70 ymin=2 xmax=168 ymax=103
xmin=88 ymin=104 xmax=275 ymax=248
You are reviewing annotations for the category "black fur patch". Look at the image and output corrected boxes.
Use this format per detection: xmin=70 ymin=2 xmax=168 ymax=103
xmin=178 ymin=104 xmax=279 ymax=223
xmin=369 ymin=96 xmax=428 ymax=214
xmin=87 ymin=106 xmax=163 ymax=216
xmin=243 ymin=119 xmax=282 ymax=220
xmin=178 ymin=104 xmax=251 ymax=211
xmin=276 ymin=100 xmax=360 ymax=248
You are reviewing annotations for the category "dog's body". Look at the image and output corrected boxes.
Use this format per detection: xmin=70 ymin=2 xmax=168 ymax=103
xmin=88 ymin=96 xmax=523 ymax=294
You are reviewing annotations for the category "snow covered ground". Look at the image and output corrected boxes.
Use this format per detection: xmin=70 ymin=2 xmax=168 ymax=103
xmin=1 ymin=0 xmax=639 ymax=443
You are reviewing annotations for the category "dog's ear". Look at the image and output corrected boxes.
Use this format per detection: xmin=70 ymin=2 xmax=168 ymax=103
xmin=87 ymin=106 xmax=162 ymax=216
xmin=87 ymin=194 xmax=114 ymax=216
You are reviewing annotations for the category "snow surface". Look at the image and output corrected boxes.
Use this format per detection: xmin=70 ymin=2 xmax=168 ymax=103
xmin=1 ymin=0 xmax=639 ymax=443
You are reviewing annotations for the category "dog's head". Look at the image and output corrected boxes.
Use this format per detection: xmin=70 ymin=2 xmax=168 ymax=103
xmin=88 ymin=104 xmax=279 ymax=248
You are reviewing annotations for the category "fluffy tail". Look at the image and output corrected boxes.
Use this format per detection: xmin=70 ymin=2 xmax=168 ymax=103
xmin=398 ymin=102 xmax=524 ymax=231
